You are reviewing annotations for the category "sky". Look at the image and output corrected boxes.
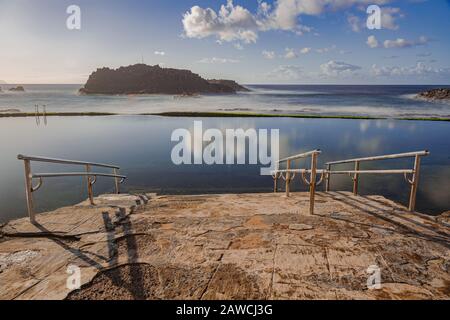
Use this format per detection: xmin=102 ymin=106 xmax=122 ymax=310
xmin=0 ymin=0 xmax=449 ymax=84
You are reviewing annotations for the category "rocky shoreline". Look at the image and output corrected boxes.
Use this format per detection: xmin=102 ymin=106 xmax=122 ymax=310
xmin=0 ymin=86 xmax=26 ymax=93
xmin=416 ymin=88 xmax=450 ymax=101
xmin=0 ymin=111 xmax=449 ymax=121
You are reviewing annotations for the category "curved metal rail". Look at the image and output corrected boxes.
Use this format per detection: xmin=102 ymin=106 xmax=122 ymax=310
xmin=18 ymin=154 xmax=126 ymax=223
xmin=18 ymin=154 xmax=120 ymax=169
xmin=32 ymin=172 xmax=127 ymax=180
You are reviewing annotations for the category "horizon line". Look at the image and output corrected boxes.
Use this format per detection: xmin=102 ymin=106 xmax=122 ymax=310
xmin=1 ymin=83 xmax=450 ymax=86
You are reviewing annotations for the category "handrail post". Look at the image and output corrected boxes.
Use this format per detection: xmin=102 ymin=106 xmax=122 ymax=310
xmin=408 ymin=155 xmax=421 ymax=212
xmin=325 ymin=164 xmax=331 ymax=192
xmin=353 ymin=161 xmax=360 ymax=195
xmin=86 ymin=165 xmax=94 ymax=205
xmin=274 ymin=161 xmax=279 ymax=193
xmin=285 ymin=159 xmax=291 ymax=197
xmin=113 ymin=168 xmax=120 ymax=194
xmin=23 ymin=159 xmax=36 ymax=223
xmin=309 ymin=153 xmax=318 ymax=215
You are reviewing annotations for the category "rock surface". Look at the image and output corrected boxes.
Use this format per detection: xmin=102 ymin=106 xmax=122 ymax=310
xmin=207 ymin=79 xmax=250 ymax=92
xmin=79 ymin=64 xmax=248 ymax=95
xmin=8 ymin=86 xmax=25 ymax=92
xmin=0 ymin=192 xmax=448 ymax=300
xmin=289 ymin=223 xmax=314 ymax=231
xmin=417 ymin=88 xmax=450 ymax=100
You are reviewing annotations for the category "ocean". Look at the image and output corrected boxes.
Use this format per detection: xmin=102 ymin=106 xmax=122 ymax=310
xmin=1 ymin=84 xmax=450 ymax=118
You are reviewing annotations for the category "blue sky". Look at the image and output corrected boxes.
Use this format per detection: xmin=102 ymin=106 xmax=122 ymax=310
xmin=0 ymin=0 xmax=449 ymax=84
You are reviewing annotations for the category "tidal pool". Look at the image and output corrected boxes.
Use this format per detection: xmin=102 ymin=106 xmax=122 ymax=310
xmin=0 ymin=115 xmax=448 ymax=222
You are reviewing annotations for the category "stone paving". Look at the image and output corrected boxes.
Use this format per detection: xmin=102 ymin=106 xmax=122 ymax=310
xmin=0 ymin=192 xmax=448 ymax=300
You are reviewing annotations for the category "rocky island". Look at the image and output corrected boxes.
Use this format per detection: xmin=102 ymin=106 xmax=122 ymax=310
xmin=417 ymin=88 xmax=450 ymax=101
xmin=79 ymin=64 xmax=249 ymax=95
xmin=8 ymin=86 xmax=25 ymax=92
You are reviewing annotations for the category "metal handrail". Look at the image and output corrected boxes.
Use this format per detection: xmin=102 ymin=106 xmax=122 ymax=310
xmin=328 ymin=169 xmax=414 ymax=174
xmin=272 ymin=149 xmax=322 ymax=215
xmin=17 ymin=154 xmax=126 ymax=223
xmin=325 ymin=150 xmax=430 ymax=212
xmin=325 ymin=150 xmax=429 ymax=165
xmin=32 ymin=172 xmax=126 ymax=179
xmin=272 ymin=169 xmax=326 ymax=173
xmin=278 ymin=149 xmax=321 ymax=163
xmin=18 ymin=154 xmax=120 ymax=169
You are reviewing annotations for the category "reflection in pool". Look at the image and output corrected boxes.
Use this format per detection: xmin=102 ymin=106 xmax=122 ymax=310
xmin=0 ymin=115 xmax=449 ymax=222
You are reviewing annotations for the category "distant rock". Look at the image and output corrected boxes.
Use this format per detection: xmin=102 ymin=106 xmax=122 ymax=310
xmin=80 ymin=64 xmax=249 ymax=95
xmin=0 ymin=108 xmax=21 ymax=113
xmin=9 ymin=86 xmax=25 ymax=92
xmin=417 ymin=88 xmax=450 ymax=100
xmin=207 ymin=79 xmax=250 ymax=92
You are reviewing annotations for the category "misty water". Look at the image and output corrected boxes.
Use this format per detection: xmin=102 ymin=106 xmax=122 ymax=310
xmin=1 ymin=84 xmax=450 ymax=118
xmin=0 ymin=115 xmax=449 ymax=222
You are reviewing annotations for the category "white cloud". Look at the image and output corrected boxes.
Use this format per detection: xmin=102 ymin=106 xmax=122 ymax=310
xmin=417 ymin=52 xmax=432 ymax=57
xmin=368 ymin=36 xmax=429 ymax=49
xmin=320 ymin=60 xmax=361 ymax=76
xmin=268 ymin=65 xmax=303 ymax=80
xmin=300 ymin=47 xmax=311 ymax=54
xmin=371 ymin=62 xmax=450 ymax=77
xmin=347 ymin=15 xmax=361 ymax=32
xmin=349 ymin=7 xmax=402 ymax=33
xmin=383 ymin=55 xmax=399 ymax=59
xmin=284 ymin=48 xmax=298 ymax=59
xmin=263 ymin=0 xmax=391 ymax=31
xmin=383 ymin=36 xmax=429 ymax=48
xmin=316 ymin=45 xmax=336 ymax=54
xmin=154 ymin=51 xmax=165 ymax=56
xmin=262 ymin=50 xmax=275 ymax=59
xmin=381 ymin=7 xmax=403 ymax=30
xmin=234 ymin=43 xmax=244 ymax=50
xmin=182 ymin=1 xmax=259 ymax=43
xmin=384 ymin=38 xmax=411 ymax=48
xmin=182 ymin=0 xmax=393 ymax=43
xmin=367 ymin=35 xmax=379 ymax=48
xmin=263 ymin=47 xmax=312 ymax=59
xmin=198 ymin=57 xmax=240 ymax=63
